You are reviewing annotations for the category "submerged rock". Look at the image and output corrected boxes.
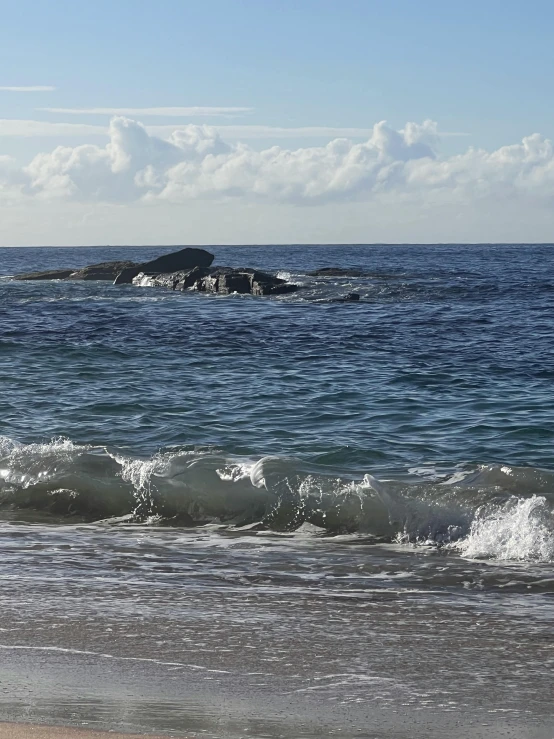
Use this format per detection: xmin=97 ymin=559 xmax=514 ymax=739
xmin=13 ymin=268 xmax=76 ymax=281
xmin=251 ymin=280 xmax=298 ymax=296
xmin=69 ymin=261 xmax=138 ymax=281
xmin=114 ymin=247 xmax=215 ymax=284
xmin=331 ymin=292 xmax=361 ymax=303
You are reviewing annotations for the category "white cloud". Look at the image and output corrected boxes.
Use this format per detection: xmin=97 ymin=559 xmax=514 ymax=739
xmin=156 ymin=124 xmax=376 ymax=139
xmin=10 ymin=117 xmax=436 ymax=203
xmin=0 ymin=86 xmax=56 ymax=92
xmin=2 ymin=116 xmax=554 ymax=217
xmin=1 ymin=120 xmax=377 ymax=140
xmin=39 ymin=106 xmax=252 ymax=117
xmin=0 ymin=119 xmax=468 ymax=140
xmin=152 ymin=124 xmax=469 ymax=140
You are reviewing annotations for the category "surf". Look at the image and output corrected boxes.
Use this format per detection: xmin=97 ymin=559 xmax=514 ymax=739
xmin=1 ymin=435 xmax=552 ymax=562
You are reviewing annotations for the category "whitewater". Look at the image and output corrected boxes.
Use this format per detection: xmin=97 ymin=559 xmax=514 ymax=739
xmin=0 ymin=243 xmax=553 ymax=738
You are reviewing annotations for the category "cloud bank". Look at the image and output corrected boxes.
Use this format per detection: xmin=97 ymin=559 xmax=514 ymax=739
xmin=2 ymin=117 xmax=554 ymax=211
xmin=0 ymin=119 xmax=467 ymax=140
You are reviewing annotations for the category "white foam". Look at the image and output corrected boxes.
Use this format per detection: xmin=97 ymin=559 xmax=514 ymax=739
xmin=1 ymin=435 xmax=553 ymax=563
xmin=276 ymin=270 xmax=305 ymax=285
xmin=114 ymin=454 xmax=160 ymax=492
xmin=132 ymin=272 xmax=156 ymax=287
xmin=216 ymin=463 xmax=253 ymax=482
xmin=457 ymin=495 xmax=554 ymax=562
xmin=0 ymin=435 xmax=90 ymax=487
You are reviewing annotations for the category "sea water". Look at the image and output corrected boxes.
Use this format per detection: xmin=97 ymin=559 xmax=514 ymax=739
xmin=0 ymin=244 xmax=553 ymax=738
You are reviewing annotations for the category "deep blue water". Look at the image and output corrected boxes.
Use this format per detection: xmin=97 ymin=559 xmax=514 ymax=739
xmin=0 ymin=243 xmax=552 ymax=556
xmin=1 ymin=244 xmax=553 ymax=468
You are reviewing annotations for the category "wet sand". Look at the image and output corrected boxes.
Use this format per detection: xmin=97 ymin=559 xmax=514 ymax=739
xmin=1 ymin=591 xmax=553 ymax=739
xmin=0 ymin=725 xmax=170 ymax=739
xmin=0 ymin=530 xmax=552 ymax=738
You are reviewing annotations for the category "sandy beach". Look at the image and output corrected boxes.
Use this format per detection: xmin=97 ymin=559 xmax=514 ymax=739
xmin=1 ymin=560 xmax=554 ymax=739
xmin=0 ymin=726 xmax=172 ymax=739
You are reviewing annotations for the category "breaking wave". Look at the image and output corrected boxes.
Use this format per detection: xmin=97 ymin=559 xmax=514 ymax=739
xmin=0 ymin=436 xmax=553 ymax=562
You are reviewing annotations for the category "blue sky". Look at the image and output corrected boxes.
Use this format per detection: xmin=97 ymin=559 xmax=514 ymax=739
xmin=1 ymin=0 xmax=554 ymax=244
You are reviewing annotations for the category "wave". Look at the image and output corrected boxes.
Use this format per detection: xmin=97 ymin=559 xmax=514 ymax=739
xmin=0 ymin=436 xmax=553 ymax=562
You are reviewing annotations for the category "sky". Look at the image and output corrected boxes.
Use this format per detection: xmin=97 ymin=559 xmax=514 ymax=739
xmin=2 ymin=0 xmax=554 ymax=245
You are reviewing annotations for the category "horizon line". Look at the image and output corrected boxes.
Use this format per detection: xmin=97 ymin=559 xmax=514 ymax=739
xmin=2 ymin=242 xmax=554 ymax=248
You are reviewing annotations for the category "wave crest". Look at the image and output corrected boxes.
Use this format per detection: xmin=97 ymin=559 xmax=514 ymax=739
xmin=0 ymin=436 xmax=553 ymax=561
xmin=456 ymin=496 xmax=554 ymax=561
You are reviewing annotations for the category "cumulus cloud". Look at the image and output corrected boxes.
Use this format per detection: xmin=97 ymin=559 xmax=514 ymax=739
xmin=0 ymin=119 xmax=469 ymax=140
xmin=3 ymin=116 xmax=554 ymax=209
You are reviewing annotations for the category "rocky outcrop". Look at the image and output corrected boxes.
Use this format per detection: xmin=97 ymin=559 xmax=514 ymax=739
xmin=14 ymin=262 xmax=137 ymax=281
xmin=196 ymin=267 xmax=296 ymax=296
xmin=13 ymin=269 xmax=76 ymax=281
xmin=12 ymin=247 xmax=298 ymax=297
xmin=114 ymin=248 xmax=214 ymax=285
xmin=132 ymin=266 xmax=299 ymax=297
xmin=132 ymin=266 xmax=213 ymax=290
xmin=308 ymin=267 xmax=364 ymax=277
xmin=69 ymin=261 xmax=138 ymax=281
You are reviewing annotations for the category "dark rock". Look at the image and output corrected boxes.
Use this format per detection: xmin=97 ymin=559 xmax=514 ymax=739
xmin=114 ymin=247 xmax=214 ymax=285
xmin=199 ymin=274 xmax=218 ymax=293
xmin=133 ymin=266 xmax=212 ymax=291
xmin=119 ymin=258 xmax=298 ymax=298
xmin=143 ymin=247 xmax=214 ymax=273
xmin=196 ymin=267 xmax=242 ymax=292
xmin=331 ymin=292 xmax=361 ymax=303
xmin=193 ymin=267 xmax=298 ymax=296
xmin=309 ymin=267 xmax=364 ymax=277
xmin=217 ymin=272 xmax=252 ymax=295
xmin=13 ymin=269 xmax=76 ymax=281
xmin=251 ymin=280 xmax=297 ymax=296
xmin=175 ymin=266 xmax=213 ymax=291
xmin=131 ymin=272 xmax=165 ymax=288
xmin=199 ymin=267 xmax=262 ymax=295
xmin=242 ymin=268 xmax=284 ymax=284
xmin=115 ymin=266 xmax=147 ymax=285
xmin=70 ymin=261 xmax=138 ymax=281
xmin=12 ymin=245 xmax=300 ymax=300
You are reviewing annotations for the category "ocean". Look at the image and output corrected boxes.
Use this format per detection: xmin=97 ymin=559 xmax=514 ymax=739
xmin=0 ymin=244 xmax=553 ymax=738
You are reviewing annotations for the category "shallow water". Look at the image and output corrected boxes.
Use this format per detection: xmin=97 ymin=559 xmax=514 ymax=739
xmin=0 ymin=244 xmax=553 ymax=736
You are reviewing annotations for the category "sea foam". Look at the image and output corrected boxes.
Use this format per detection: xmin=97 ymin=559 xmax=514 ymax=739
xmin=0 ymin=436 xmax=553 ymax=561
